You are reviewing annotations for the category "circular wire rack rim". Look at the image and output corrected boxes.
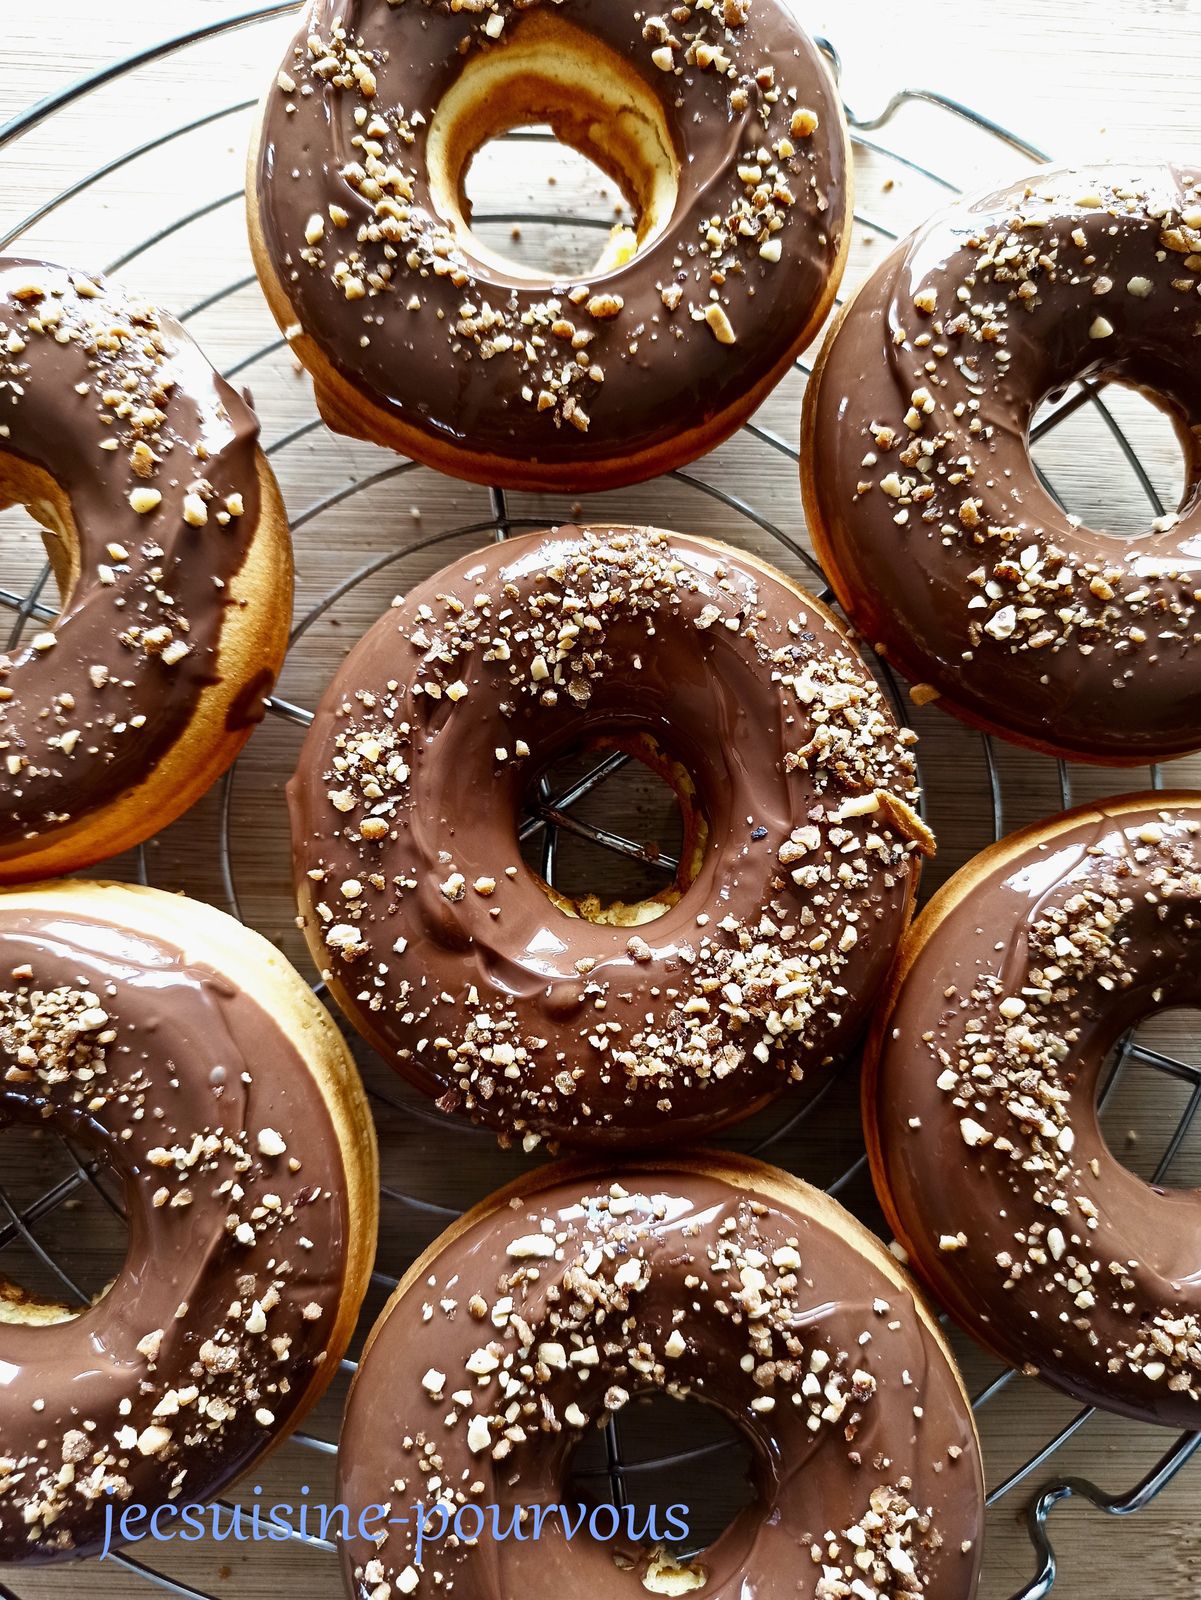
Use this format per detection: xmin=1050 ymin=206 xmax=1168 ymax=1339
xmin=0 ymin=9 xmax=1198 ymax=1599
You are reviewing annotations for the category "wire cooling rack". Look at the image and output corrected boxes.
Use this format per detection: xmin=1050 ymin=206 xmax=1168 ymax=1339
xmin=2 ymin=7 xmax=1200 ymax=1598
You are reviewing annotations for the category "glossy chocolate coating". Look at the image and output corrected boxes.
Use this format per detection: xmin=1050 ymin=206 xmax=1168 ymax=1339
xmin=254 ymin=0 xmax=847 ymax=481
xmin=0 ymin=903 xmax=350 ymax=1561
xmin=0 ymin=260 xmax=265 ymax=864
xmin=338 ymin=1160 xmax=984 ymax=1600
xmin=805 ymin=163 xmax=1201 ymax=762
xmin=871 ymin=796 xmax=1201 ymax=1426
xmin=289 ymin=525 xmax=926 ymax=1148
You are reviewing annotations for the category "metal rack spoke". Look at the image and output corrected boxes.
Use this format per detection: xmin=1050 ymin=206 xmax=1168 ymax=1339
xmin=668 ymin=467 xmax=832 ymax=594
xmin=183 ymin=274 xmax=261 ymax=323
xmin=108 ymin=192 xmax=245 ymax=276
xmin=0 ymin=1184 xmax=89 ymax=1304
xmin=0 ymin=8 xmax=1196 ymax=1597
xmin=0 ymin=100 xmax=257 ymax=253
xmin=108 ymin=1552 xmax=231 ymax=1600
xmin=1018 ymin=1431 xmax=1201 ymax=1600
xmin=973 ymin=1369 xmax=1018 ymax=1410
xmin=986 ymin=1408 xmax=1097 ymax=1508
xmin=4 ymin=561 xmax=52 ymax=651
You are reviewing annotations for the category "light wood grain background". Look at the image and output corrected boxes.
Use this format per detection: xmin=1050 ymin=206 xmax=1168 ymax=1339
xmin=2 ymin=3 xmax=1201 ymax=1597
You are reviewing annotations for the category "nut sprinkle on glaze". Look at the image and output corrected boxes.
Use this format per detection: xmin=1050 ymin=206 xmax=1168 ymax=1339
xmin=868 ymin=795 xmax=1201 ymax=1427
xmin=803 ymin=163 xmax=1201 ymax=764
xmin=289 ymin=526 xmax=931 ymax=1150
xmin=338 ymin=1157 xmax=984 ymax=1600
xmin=0 ymin=884 xmax=374 ymax=1561
xmin=0 ymin=259 xmax=286 ymax=879
xmin=251 ymin=0 xmax=850 ymax=488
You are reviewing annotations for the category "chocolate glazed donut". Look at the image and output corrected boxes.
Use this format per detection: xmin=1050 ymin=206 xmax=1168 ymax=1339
xmin=289 ymin=525 xmax=932 ymax=1149
xmin=338 ymin=1154 xmax=985 ymax=1600
xmin=0 ymin=260 xmax=291 ymax=882
xmin=866 ymin=794 xmax=1201 ymax=1426
xmin=0 ymin=881 xmax=378 ymax=1560
xmin=248 ymin=0 xmax=850 ymax=491
xmin=802 ymin=163 xmax=1201 ymax=764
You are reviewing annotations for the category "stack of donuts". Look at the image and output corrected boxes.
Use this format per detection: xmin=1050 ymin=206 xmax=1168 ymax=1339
xmin=3 ymin=3 xmax=1200 ymax=1595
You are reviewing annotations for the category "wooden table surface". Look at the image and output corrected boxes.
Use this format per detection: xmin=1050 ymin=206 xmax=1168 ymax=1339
xmin=2 ymin=3 xmax=1201 ymax=1597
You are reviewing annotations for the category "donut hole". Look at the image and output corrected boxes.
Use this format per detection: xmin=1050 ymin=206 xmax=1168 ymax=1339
xmin=566 ymin=1392 xmax=756 ymax=1559
xmin=1096 ymin=1007 xmax=1201 ymax=1191
xmin=1029 ymin=378 xmax=1189 ymax=539
xmin=462 ymin=129 xmax=635 ymax=280
xmin=520 ymin=733 xmax=706 ymax=926
xmin=0 ymin=1121 xmax=129 ymax=1324
xmin=427 ymin=13 xmax=680 ymax=284
xmin=0 ymin=459 xmax=80 ymax=642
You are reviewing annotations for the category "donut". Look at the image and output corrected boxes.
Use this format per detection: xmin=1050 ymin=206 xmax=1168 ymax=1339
xmin=289 ymin=524 xmax=931 ymax=1149
xmin=801 ymin=162 xmax=1201 ymax=764
xmin=338 ymin=1153 xmax=984 ymax=1599
xmin=0 ymin=880 xmax=378 ymax=1560
xmin=0 ymin=259 xmax=291 ymax=882
xmin=865 ymin=792 xmax=1201 ymax=1427
xmin=248 ymin=0 xmax=851 ymax=492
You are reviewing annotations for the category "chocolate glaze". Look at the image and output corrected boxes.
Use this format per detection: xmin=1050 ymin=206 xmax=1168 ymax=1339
xmin=0 ymin=260 xmax=266 ymax=863
xmin=339 ymin=1160 xmax=984 ymax=1600
xmin=0 ymin=901 xmax=350 ymax=1560
xmin=870 ymin=796 xmax=1201 ymax=1426
xmin=805 ymin=163 xmax=1201 ymax=763
xmin=289 ymin=525 xmax=928 ymax=1148
xmin=254 ymin=0 xmax=847 ymax=480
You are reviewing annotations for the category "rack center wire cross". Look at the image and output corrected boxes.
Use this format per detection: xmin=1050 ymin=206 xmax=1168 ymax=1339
xmin=0 ymin=7 xmax=1198 ymax=1598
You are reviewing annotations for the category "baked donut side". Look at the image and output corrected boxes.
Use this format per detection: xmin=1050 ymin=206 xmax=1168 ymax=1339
xmin=0 ymin=261 xmax=292 ymax=883
xmin=864 ymin=793 xmax=1201 ymax=1426
xmin=289 ymin=525 xmax=932 ymax=1149
xmin=0 ymin=881 xmax=378 ymax=1561
xmin=338 ymin=1152 xmax=984 ymax=1600
xmin=248 ymin=0 xmax=851 ymax=491
xmin=801 ymin=163 xmax=1201 ymax=764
